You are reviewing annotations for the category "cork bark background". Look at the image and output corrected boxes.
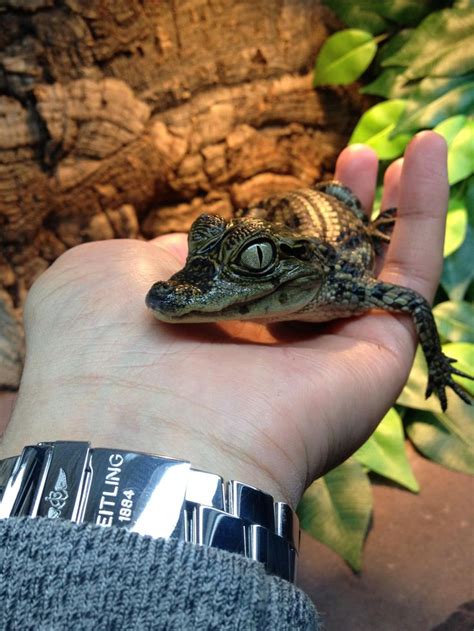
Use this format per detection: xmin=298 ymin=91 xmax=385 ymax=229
xmin=0 ymin=0 xmax=368 ymax=390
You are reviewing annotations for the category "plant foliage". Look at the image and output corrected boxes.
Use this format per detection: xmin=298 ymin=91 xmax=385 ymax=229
xmin=298 ymin=459 xmax=372 ymax=571
xmin=313 ymin=29 xmax=378 ymax=86
xmin=299 ymin=0 xmax=474 ymax=570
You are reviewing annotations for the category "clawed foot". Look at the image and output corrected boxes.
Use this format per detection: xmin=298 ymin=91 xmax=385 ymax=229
xmin=426 ymin=353 xmax=473 ymax=412
xmin=370 ymin=208 xmax=397 ymax=249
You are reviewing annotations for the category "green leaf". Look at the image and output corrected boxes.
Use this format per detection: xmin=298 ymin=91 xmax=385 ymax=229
xmin=406 ymin=409 xmax=474 ymax=475
xmin=434 ymin=115 xmax=467 ymax=144
xmin=373 ymin=185 xmax=384 ymax=215
xmin=349 ymin=99 xmax=411 ymax=159
xmin=441 ymin=223 xmax=474 ymax=300
xmin=355 ymin=408 xmax=419 ymax=492
xmin=433 ymin=301 xmax=474 ymax=343
xmin=444 ymin=197 xmax=468 ymax=257
xmin=397 ymin=348 xmax=438 ymax=411
xmin=376 ymin=30 xmax=414 ymax=67
xmin=448 ymin=120 xmax=474 ymax=184
xmin=382 ymin=8 xmax=474 ymax=79
xmin=443 ymin=342 xmax=474 ymax=396
xmin=398 ymin=346 xmax=473 ymax=415
xmin=398 ymin=343 xmax=474 ymax=473
xmin=363 ymin=33 xmax=419 ymax=96
xmin=361 ymin=68 xmax=403 ymax=98
xmin=434 ymin=116 xmax=474 ymax=185
xmin=374 ymin=1 xmax=454 ymax=27
xmin=297 ymin=459 xmax=372 ymax=571
xmin=454 ymin=0 xmax=474 ymax=9
xmin=401 ymin=342 xmax=474 ymax=475
xmin=390 ymin=72 xmax=469 ymax=102
xmin=466 ymin=175 xmax=474 ymax=226
xmin=322 ymin=1 xmax=451 ymax=33
xmin=393 ymin=78 xmax=474 ymax=135
xmin=465 ymin=281 xmax=474 ymax=304
xmin=313 ymin=30 xmax=377 ymax=86
xmin=321 ymin=1 xmax=388 ymax=35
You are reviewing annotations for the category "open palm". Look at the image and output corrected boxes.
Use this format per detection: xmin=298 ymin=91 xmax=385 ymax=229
xmin=3 ymin=133 xmax=448 ymax=507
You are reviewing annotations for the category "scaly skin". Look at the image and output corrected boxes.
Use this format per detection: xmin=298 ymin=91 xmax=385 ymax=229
xmin=146 ymin=181 xmax=473 ymax=411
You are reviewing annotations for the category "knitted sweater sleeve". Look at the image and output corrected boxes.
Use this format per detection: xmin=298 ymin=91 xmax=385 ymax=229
xmin=0 ymin=517 xmax=319 ymax=630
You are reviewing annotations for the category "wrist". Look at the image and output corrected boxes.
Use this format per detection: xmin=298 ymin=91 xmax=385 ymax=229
xmin=1 ymin=378 xmax=296 ymax=507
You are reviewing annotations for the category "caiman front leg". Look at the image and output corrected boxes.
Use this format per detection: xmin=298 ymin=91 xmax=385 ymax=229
xmin=346 ymin=278 xmax=473 ymax=411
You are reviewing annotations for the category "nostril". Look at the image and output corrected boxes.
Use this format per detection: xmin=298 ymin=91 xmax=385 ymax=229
xmin=146 ymin=280 xmax=193 ymax=312
xmin=145 ymin=281 xmax=171 ymax=308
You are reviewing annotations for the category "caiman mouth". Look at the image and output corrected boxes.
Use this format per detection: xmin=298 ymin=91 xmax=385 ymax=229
xmin=146 ymin=282 xmax=275 ymax=322
xmin=146 ymin=275 xmax=320 ymax=323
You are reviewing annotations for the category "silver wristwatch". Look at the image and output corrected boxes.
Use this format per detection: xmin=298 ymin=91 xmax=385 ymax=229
xmin=0 ymin=441 xmax=299 ymax=582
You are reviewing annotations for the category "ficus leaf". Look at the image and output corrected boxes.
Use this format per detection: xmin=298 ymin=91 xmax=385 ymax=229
xmin=382 ymin=8 xmax=474 ymax=79
xmin=434 ymin=115 xmax=468 ymax=143
xmin=433 ymin=301 xmax=474 ymax=343
xmin=442 ymin=342 xmax=474 ymax=397
xmin=322 ymin=0 xmax=447 ymax=33
xmin=444 ymin=197 xmax=468 ymax=257
xmin=391 ymin=71 xmax=472 ymax=99
xmin=441 ymin=224 xmax=474 ymax=300
xmin=406 ymin=409 xmax=474 ymax=475
xmin=320 ymin=1 xmax=388 ymax=35
xmin=453 ymin=0 xmax=473 ymax=8
xmin=313 ymin=29 xmax=377 ymax=87
xmin=375 ymin=30 xmax=414 ymax=66
xmin=434 ymin=116 xmax=474 ymax=185
xmin=355 ymin=408 xmax=419 ymax=492
xmin=463 ymin=175 xmax=474 ymax=227
xmin=448 ymin=120 xmax=474 ymax=184
xmin=374 ymin=0 xmax=454 ymax=27
xmin=393 ymin=79 xmax=474 ymax=135
xmin=361 ymin=68 xmax=403 ymax=98
xmin=298 ymin=459 xmax=372 ymax=571
xmin=349 ymin=99 xmax=411 ymax=159
xmin=398 ymin=346 xmax=474 ymax=441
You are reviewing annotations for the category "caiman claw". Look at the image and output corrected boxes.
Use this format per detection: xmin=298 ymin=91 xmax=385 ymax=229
xmin=426 ymin=353 xmax=473 ymax=412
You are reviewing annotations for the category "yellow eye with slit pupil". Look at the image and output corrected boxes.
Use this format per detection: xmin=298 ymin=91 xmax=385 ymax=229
xmin=239 ymin=241 xmax=275 ymax=271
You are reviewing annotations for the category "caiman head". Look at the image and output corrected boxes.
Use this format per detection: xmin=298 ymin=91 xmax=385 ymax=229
xmin=146 ymin=213 xmax=334 ymax=323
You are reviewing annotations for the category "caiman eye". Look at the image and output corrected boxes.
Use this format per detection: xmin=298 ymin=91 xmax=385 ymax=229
xmin=238 ymin=241 xmax=276 ymax=273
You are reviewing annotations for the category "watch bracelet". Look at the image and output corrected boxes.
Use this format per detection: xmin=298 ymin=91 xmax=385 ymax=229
xmin=0 ymin=441 xmax=299 ymax=582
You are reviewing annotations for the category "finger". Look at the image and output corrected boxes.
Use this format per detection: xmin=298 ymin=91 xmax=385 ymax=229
xmin=149 ymin=232 xmax=188 ymax=265
xmin=381 ymin=158 xmax=403 ymax=210
xmin=373 ymin=159 xmax=404 ymax=274
xmin=335 ymin=144 xmax=379 ymax=213
xmin=380 ymin=132 xmax=448 ymax=302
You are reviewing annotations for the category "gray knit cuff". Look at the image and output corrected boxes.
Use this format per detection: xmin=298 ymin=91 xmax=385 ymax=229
xmin=0 ymin=517 xmax=318 ymax=630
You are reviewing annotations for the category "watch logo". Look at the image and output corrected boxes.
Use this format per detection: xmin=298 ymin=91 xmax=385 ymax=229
xmin=45 ymin=468 xmax=69 ymax=518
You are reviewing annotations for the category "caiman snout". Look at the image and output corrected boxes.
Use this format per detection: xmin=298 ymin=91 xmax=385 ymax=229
xmin=146 ymin=256 xmax=219 ymax=319
xmin=145 ymin=280 xmax=200 ymax=316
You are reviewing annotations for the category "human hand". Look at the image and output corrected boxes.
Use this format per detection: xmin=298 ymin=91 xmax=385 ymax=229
xmin=0 ymin=132 xmax=448 ymax=507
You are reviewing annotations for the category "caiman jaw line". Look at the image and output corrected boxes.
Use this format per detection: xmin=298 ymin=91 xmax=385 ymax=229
xmin=170 ymin=278 xmax=319 ymax=321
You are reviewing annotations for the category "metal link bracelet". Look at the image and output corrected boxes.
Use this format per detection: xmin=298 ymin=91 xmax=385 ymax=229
xmin=0 ymin=441 xmax=299 ymax=582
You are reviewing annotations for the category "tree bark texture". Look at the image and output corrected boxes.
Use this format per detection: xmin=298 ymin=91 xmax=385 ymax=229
xmin=0 ymin=0 xmax=368 ymax=389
